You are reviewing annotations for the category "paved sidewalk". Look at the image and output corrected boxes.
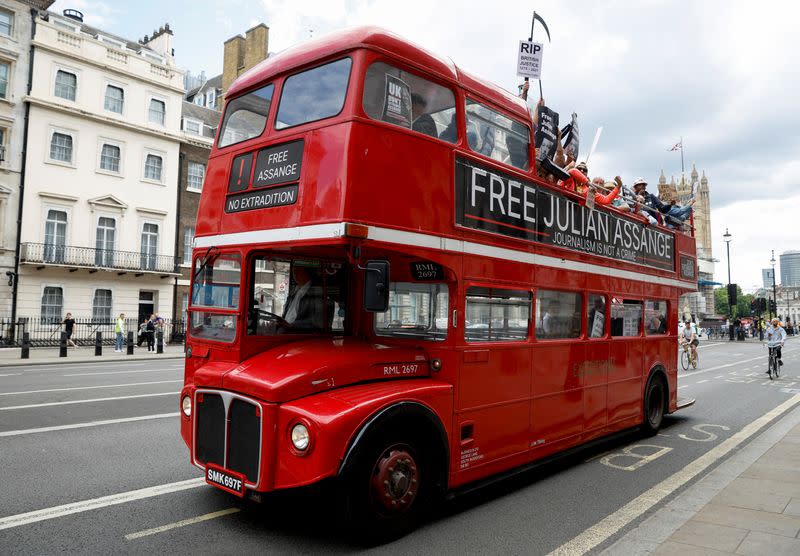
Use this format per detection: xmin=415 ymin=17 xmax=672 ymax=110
xmin=606 ymin=403 xmax=800 ymax=555
xmin=0 ymin=343 xmax=184 ymax=366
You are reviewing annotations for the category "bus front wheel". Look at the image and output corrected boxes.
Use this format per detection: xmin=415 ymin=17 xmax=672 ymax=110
xmin=643 ymin=374 xmax=666 ymax=436
xmin=342 ymin=428 xmax=432 ymax=543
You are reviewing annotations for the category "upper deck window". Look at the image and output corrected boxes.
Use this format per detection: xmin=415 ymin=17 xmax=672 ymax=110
xmin=275 ymin=58 xmax=352 ymax=130
xmin=218 ymin=84 xmax=274 ymax=148
xmin=362 ymin=62 xmax=457 ymax=143
xmin=465 ymin=99 xmax=530 ymax=170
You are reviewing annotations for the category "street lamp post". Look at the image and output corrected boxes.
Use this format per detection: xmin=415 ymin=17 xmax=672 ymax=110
xmin=724 ymin=228 xmax=733 ymax=341
xmin=770 ymin=250 xmax=777 ymax=320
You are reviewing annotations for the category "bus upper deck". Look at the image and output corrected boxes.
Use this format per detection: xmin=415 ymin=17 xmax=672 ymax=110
xmin=196 ymin=26 xmax=696 ymax=285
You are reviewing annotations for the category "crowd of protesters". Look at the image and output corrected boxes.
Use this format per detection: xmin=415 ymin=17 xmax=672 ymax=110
xmin=521 ymin=81 xmax=694 ymax=230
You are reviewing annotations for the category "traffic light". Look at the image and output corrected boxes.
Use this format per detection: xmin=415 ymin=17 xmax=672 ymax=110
xmin=727 ymin=283 xmax=737 ymax=306
xmin=769 ymin=299 xmax=777 ymax=314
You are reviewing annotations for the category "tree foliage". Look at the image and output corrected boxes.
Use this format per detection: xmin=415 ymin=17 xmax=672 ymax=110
xmin=713 ymin=285 xmax=754 ymax=318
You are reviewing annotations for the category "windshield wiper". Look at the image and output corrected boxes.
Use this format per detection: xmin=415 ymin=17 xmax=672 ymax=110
xmin=192 ymin=245 xmax=220 ymax=280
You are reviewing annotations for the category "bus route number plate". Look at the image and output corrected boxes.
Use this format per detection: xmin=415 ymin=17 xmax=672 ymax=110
xmin=205 ymin=464 xmax=246 ymax=497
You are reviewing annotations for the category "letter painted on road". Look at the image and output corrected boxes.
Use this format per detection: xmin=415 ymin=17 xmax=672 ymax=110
xmin=599 ymin=444 xmax=673 ymax=471
xmin=678 ymin=424 xmax=730 ymax=442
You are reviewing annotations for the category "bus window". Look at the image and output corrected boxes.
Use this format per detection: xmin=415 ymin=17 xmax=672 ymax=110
xmin=362 ymin=61 xmax=457 ymax=143
xmin=645 ymin=300 xmax=668 ymax=335
xmin=275 ymin=58 xmax=352 ymax=130
xmin=218 ymin=84 xmax=274 ymax=148
xmin=465 ymin=287 xmax=530 ymax=342
xmin=587 ymin=294 xmax=607 ymax=338
xmin=465 ymin=99 xmax=530 ymax=170
xmin=535 ymin=289 xmax=580 ymax=339
xmin=190 ymin=253 xmax=242 ymax=342
xmin=375 ymin=282 xmax=448 ymax=341
xmin=611 ymin=297 xmax=643 ymax=337
xmin=247 ymin=256 xmax=346 ymax=335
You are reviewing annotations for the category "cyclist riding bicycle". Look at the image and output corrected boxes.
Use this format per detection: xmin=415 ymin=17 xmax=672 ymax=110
xmin=679 ymin=318 xmax=699 ymax=363
xmin=766 ymin=317 xmax=787 ymax=372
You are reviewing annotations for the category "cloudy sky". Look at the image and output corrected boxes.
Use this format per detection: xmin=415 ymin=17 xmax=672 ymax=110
xmin=52 ymin=0 xmax=800 ymax=291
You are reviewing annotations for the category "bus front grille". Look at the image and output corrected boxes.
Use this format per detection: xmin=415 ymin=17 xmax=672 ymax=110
xmin=195 ymin=391 xmax=262 ymax=485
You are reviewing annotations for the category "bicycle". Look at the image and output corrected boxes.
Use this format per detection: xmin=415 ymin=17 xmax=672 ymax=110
xmin=680 ymin=341 xmax=698 ymax=370
xmin=767 ymin=346 xmax=781 ymax=380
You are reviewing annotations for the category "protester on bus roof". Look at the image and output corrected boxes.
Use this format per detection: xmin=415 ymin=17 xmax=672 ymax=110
xmin=588 ymin=176 xmax=621 ymax=206
xmin=632 ymin=178 xmax=670 ymax=225
xmin=558 ymin=161 xmax=589 ymax=194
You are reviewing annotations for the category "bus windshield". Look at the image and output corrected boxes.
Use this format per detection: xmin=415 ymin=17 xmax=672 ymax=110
xmin=248 ymin=256 xmax=347 ymax=335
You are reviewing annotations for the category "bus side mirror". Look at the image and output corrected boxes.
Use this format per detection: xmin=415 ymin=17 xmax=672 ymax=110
xmin=363 ymin=260 xmax=390 ymax=312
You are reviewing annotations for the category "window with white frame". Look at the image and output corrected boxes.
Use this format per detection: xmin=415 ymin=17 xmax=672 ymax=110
xmin=0 ymin=128 xmax=6 ymax=162
xmin=140 ymin=223 xmax=159 ymax=270
xmin=92 ymin=289 xmax=113 ymax=321
xmin=0 ymin=9 xmax=13 ymax=37
xmin=100 ymin=143 xmax=120 ymax=172
xmin=54 ymin=70 xmax=77 ymax=101
xmin=187 ymin=162 xmax=204 ymax=191
xmin=148 ymin=98 xmax=165 ymax=125
xmin=44 ymin=209 xmax=67 ymax=263
xmin=206 ymin=89 xmax=216 ymax=108
xmin=144 ymin=153 xmax=163 ymax=182
xmin=104 ymin=85 xmax=124 ymax=114
xmin=183 ymin=226 xmax=194 ymax=265
xmin=95 ymin=217 xmax=115 ymax=266
xmin=194 ymin=95 xmax=203 ymax=106
xmin=49 ymin=132 xmax=73 ymax=163
xmin=184 ymin=119 xmax=201 ymax=135
xmin=0 ymin=60 xmax=10 ymax=99
xmin=41 ymin=286 xmax=63 ymax=323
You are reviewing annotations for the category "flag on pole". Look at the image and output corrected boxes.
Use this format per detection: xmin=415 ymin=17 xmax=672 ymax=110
xmin=669 ymin=141 xmax=682 ymax=151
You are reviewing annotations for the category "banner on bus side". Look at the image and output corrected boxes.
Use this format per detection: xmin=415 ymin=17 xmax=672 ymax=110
xmin=517 ymin=40 xmax=544 ymax=79
xmin=454 ymin=157 xmax=675 ymax=272
xmin=224 ymin=184 xmax=298 ymax=213
xmin=252 ymin=139 xmax=304 ymax=188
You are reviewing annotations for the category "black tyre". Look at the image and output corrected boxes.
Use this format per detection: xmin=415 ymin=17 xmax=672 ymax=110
xmin=642 ymin=374 xmax=666 ymax=436
xmin=341 ymin=428 xmax=436 ymax=544
xmin=680 ymin=350 xmax=689 ymax=371
xmin=774 ymin=357 xmax=780 ymax=379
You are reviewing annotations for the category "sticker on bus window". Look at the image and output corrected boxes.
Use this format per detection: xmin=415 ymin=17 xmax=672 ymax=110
xmin=224 ymin=184 xmax=298 ymax=213
xmin=382 ymin=75 xmax=412 ymax=128
xmin=253 ymin=140 xmax=304 ymax=188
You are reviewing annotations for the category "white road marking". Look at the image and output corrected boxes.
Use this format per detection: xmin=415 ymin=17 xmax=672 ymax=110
xmin=0 ymin=373 xmax=22 ymax=377
xmin=64 ymin=369 xmax=177 ymax=376
xmin=0 ymin=392 xmax=178 ymax=411
xmin=0 ymin=380 xmax=182 ymax=396
xmin=124 ymin=508 xmax=241 ymax=540
xmin=697 ymin=379 xmax=708 ymax=383
xmin=548 ymin=393 xmax=800 ymax=555
xmin=0 ymin=413 xmax=179 ymax=437
xmin=714 ymin=375 xmax=723 ymax=379
xmin=678 ymin=385 xmax=687 ymax=390
xmin=0 ymin=477 xmax=205 ymax=531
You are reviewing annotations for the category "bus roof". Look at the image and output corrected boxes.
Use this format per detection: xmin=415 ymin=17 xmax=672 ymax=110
xmin=226 ymin=26 xmax=531 ymax=122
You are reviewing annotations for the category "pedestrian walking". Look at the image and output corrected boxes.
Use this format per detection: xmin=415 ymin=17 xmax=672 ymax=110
xmin=114 ymin=313 xmax=126 ymax=352
xmin=62 ymin=312 xmax=77 ymax=348
xmin=146 ymin=314 xmax=156 ymax=352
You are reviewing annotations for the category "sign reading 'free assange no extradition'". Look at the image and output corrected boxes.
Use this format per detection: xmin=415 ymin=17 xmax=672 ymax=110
xmin=455 ymin=157 xmax=675 ymax=272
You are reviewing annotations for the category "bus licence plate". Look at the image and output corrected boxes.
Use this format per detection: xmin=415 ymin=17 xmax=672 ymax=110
xmin=205 ymin=464 xmax=246 ymax=497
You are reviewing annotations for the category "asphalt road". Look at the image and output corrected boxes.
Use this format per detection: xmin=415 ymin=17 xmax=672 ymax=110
xmin=1 ymin=341 xmax=799 ymax=555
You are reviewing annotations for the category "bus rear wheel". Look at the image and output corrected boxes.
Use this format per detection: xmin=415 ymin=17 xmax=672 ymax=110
xmin=343 ymin=431 xmax=430 ymax=543
xmin=643 ymin=375 xmax=666 ymax=436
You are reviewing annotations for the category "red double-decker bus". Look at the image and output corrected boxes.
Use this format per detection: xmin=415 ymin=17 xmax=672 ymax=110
xmin=180 ymin=26 xmax=696 ymax=538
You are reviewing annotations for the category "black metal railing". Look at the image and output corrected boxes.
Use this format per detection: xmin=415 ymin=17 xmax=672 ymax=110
xmin=1 ymin=316 xmax=186 ymax=347
xmin=20 ymin=243 xmax=180 ymax=274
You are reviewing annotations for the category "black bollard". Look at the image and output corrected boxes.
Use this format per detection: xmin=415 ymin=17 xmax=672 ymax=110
xmin=156 ymin=330 xmax=164 ymax=354
xmin=127 ymin=331 xmax=134 ymax=355
xmin=95 ymin=331 xmax=102 ymax=356
xmin=60 ymin=331 xmax=68 ymax=358
xmin=21 ymin=332 xmax=30 ymax=359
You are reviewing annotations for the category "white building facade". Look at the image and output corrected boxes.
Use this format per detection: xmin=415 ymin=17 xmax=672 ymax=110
xmin=16 ymin=10 xmax=184 ymax=324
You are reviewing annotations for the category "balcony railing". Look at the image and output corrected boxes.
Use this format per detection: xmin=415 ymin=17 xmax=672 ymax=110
xmin=20 ymin=243 xmax=179 ymax=275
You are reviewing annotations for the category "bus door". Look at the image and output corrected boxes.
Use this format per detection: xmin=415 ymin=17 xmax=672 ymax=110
xmin=457 ymin=286 xmax=532 ymax=477
xmin=583 ymin=293 xmax=610 ymax=439
xmin=608 ymin=296 xmax=644 ymax=424
xmin=531 ymin=289 xmax=584 ymax=456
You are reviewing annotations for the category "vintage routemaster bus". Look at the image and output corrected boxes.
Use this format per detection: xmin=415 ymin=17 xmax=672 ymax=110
xmin=180 ymin=26 xmax=697 ymax=538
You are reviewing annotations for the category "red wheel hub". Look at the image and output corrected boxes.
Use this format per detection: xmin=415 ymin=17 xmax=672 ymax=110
xmin=370 ymin=444 xmax=419 ymax=514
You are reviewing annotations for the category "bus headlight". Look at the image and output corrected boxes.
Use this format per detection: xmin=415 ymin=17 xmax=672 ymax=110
xmin=291 ymin=423 xmax=310 ymax=451
xmin=181 ymin=395 xmax=192 ymax=417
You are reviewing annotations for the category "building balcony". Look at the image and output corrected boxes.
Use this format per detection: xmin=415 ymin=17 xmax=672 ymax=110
xmin=20 ymin=243 xmax=180 ymax=277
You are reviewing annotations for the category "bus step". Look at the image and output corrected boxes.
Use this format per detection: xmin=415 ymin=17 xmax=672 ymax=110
xmin=677 ymin=397 xmax=696 ymax=410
